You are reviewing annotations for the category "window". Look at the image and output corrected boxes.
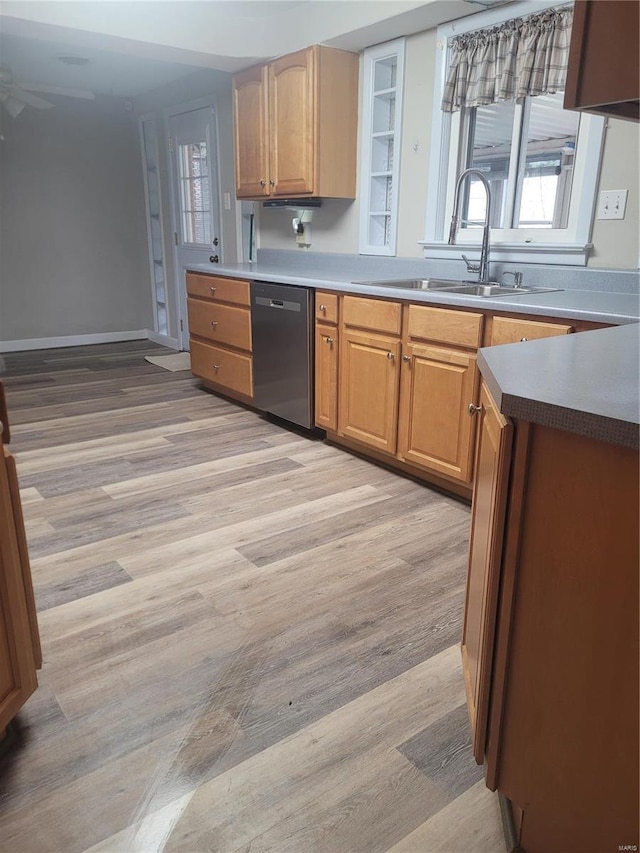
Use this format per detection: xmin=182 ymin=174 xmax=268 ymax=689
xmin=178 ymin=141 xmax=212 ymax=246
xmin=423 ymin=1 xmax=605 ymax=266
xmin=359 ymin=39 xmax=406 ymax=256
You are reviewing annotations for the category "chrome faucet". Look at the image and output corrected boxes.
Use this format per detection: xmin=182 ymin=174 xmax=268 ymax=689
xmin=448 ymin=168 xmax=492 ymax=283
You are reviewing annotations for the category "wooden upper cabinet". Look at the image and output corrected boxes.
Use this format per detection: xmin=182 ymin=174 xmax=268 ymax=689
xmin=564 ymin=0 xmax=640 ymax=121
xmin=233 ymin=65 xmax=270 ymax=198
xmin=233 ymin=45 xmax=358 ymax=200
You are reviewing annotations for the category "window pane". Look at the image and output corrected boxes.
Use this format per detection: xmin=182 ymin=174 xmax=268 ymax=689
xmin=463 ymin=100 xmax=516 ymax=229
xmin=516 ymin=93 xmax=579 ymax=229
xmin=178 ymin=141 xmax=212 ymax=245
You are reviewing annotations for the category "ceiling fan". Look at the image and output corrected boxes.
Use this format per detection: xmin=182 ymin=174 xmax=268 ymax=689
xmin=0 ymin=66 xmax=95 ymax=118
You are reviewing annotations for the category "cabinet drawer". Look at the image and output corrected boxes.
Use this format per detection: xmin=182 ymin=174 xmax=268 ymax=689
xmin=316 ymin=292 xmax=338 ymax=324
xmin=190 ymin=339 xmax=253 ymax=398
xmin=342 ymin=296 xmax=402 ymax=335
xmin=408 ymin=305 xmax=483 ymax=349
xmin=186 ymin=273 xmax=251 ymax=306
xmin=488 ymin=316 xmax=573 ymax=346
xmin=187 ymin=299 xmax=252 ymax=351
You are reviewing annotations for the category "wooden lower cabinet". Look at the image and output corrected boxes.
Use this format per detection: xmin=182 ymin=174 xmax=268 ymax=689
xmin=0 ymin=384 xmax=41 ymax=733
xmin=464 ymin=385 xmax=639 ymax=851
xmin=398 ymin=343 xmax=480 ymax=484
xmin=461 ymin=382 xmax=512 ymax=760
xmin=186 ymin=272 xmax=253 ymax=403
xmin=315 ymin=322 xmax=338 ymax=431
xmin=338 ymin=329 xmax=400 ymax=454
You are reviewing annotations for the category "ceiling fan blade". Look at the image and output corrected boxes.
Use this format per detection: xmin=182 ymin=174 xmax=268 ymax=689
xmin=3 ymin=85 xmax=54 ymax=110
xmin=17 ymin=81 xmax=95 ymax=101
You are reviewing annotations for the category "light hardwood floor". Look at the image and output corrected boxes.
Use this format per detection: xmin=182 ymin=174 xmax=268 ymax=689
xmin=0 ymin=342 xmax=504 ymax=853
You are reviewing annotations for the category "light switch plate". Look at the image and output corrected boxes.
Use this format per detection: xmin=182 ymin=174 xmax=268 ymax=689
xmin=223 ymin=192 xmax=231 ymax=211
xmin=597 ymin=189 xmax=628 ymax=220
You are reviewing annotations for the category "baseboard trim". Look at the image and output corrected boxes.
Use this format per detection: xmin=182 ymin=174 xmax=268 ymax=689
xmin=146 ymin=329 xmax=180 ymax=350
xmin=0 ymin=329 xmax=148 ymax=353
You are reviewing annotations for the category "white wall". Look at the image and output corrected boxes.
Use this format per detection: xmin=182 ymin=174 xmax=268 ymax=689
xmin=0 ymin=95 xmax=151 ymax=344
xmin=257 ymin=28 xmax=640 ymax=270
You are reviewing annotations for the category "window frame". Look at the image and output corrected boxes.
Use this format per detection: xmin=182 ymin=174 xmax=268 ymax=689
xmin=421 ymin=0 xmax=606 ymax=266
xmin=359 ymin=38 xmax=406 ymax=256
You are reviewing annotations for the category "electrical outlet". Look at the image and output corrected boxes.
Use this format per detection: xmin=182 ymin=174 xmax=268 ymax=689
xmin=597 ymin=190 xmax=628 ymax=220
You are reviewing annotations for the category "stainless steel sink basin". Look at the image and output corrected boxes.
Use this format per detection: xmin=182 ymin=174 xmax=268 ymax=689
xmin=353 ymin=278 xmax=467 ymax=290
xmin=353 ymin=278 xmax=562 ymax=297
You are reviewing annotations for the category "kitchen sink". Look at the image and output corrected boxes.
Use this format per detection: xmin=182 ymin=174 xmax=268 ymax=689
xmin=354 ymin=278 xmax=562 ymax=297
xmin=353 ymin=278 xmax=469 ymax=290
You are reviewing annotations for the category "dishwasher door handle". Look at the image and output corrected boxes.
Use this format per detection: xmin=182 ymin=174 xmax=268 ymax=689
xmin=255 ymin=296 xmax=302 ymax=313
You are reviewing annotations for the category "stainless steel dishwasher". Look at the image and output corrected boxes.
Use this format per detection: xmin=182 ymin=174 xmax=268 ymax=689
xmin=250 ymin=281 xmax=314 ymax=429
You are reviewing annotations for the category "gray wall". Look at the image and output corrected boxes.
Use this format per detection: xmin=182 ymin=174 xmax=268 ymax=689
xmin=257 ymin=28 xmax=640 ymax=271
xmin=0 ymin=95 xmax=152 ymax=344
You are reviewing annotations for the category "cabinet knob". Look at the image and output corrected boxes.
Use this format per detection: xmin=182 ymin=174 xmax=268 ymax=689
xmin=468 ymin=403 xmax=482 ymax=416
xmin=213 ymin=364 xmax=220 ymax=371
xmin=319 ymin=304 xmax=327 ymax=312
xmin=387 ymin=352 xmax=395 ymax=360
xmin=260 ymin=180 xmax=266 ymax=187
xmin=209 ymin=286 xmax=216 ymax=293
xmin=211 ymin=320 xmax=218 ymax=328
xmin=520 ymin=337 xmax=529 ymax=342
xmin=402 ymin=355 xmax=411 ymax=363
xmin=325 ymin=336 xmax=334 ymax=344
xmin=269 ymin=179 xmax=275 ymax=187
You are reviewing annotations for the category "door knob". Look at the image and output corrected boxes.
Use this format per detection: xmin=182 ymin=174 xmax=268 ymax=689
xmin=212 ymin=237 xmax=219 ymax=247
xmin=209 ymin=255 xmax=219 ymax=263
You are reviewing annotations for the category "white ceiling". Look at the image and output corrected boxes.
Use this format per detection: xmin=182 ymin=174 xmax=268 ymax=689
xmin=0 ymin=0 xmax=487 ymax=99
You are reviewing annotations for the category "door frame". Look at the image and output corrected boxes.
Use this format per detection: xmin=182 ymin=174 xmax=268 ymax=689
xmin=164 ymin=95 xmax=224 ymax=351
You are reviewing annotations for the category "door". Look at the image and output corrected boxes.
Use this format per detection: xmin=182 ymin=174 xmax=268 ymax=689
xmin=461 ymin=382 xmax=512 ymax=763
xmin=269 ymin=47 xmax=316 ymax=197
xmin=398 ymin=343 xmax=479 ymax=484
xmin=338 ymin=328 xmax=400 ymax=454
xmin=168 ymin=106 xmax=222 ymax=350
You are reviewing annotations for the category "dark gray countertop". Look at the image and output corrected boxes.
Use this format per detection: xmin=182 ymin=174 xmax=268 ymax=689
xmin=478 ymin=323 xmax=640 ymax=449
xmin=188 ymin=261 xmax=640 ymax=326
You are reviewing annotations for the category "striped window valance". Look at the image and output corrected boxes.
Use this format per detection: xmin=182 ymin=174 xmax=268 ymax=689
xmin=441 ymin=6 xmax=573 ymax=113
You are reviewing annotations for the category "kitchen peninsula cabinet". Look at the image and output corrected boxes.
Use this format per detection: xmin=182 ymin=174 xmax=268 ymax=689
xmin=233 ymin=45 xmax=358 ymax=200
xmin=315 ymin=292 xmax=339 ymax=431
xmin=465 ymin=328 xmax=639 ymax=852
xmin=0 ymin=382 xmax=41 ymax=735
xmin=187 ymin=273 xmax=254 ymax=403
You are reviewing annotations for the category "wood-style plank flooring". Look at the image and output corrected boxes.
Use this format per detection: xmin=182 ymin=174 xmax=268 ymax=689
xmin=0 ymin=342 xmax=504 ymax=852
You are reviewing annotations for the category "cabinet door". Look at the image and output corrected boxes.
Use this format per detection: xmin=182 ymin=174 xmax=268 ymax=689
xmin=398 ymin=344 xmax=479 ymax=484
xmin=338 ymin=329 xmax=400 ymax=454
xmin=233 ymin=65 xmax=270 ymax=198
xmin=315 ymin=323 xmax=338 ymax=431
xmin=0 ymin=447 xmax=38 ymax=731
xmin=462 ymin=383 xmax=512 ymax=763
xmin=269 ymin=47 xmax=316 ymax=197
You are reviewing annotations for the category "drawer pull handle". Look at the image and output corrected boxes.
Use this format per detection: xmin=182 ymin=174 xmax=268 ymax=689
xmin=520 ymin=337 xmax=529 ymax=342
xmin=402 ymin=355 xmax=411 ymax=363
xmin=211 ymin=321 xmax=218 ymax=328
xmin=468 ymin=403 xmax=482 ymax=416
xmin=319 ymin=304 xmax=327 ymax=312
xmin=213 ymin=364 xmax=220 ymax=371
xmin=387 ymin=352 xmax=395 ymax=360
xmin=325 ymin=336 xmax=334 ymax=344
